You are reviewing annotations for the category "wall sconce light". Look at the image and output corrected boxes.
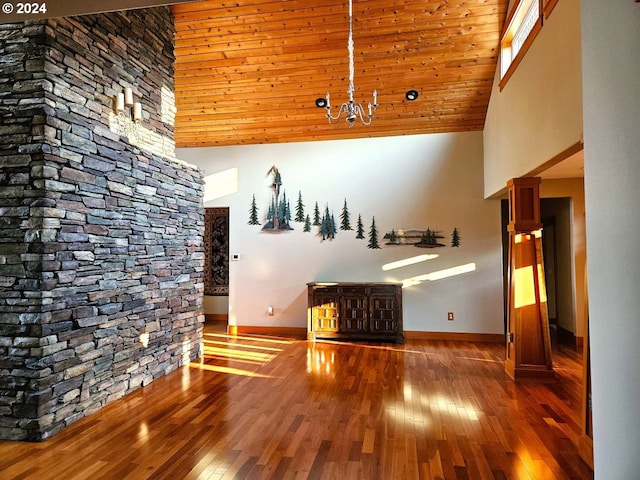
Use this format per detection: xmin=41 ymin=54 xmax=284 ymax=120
xmin=112 ymin=87 xmax=143 ymax=139
xmin=114 ymin=87 xmax=142 ymax=120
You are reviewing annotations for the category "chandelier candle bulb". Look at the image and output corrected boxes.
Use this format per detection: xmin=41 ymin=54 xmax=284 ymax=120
xmin=124 ymin=87 xmax=134 ymax=106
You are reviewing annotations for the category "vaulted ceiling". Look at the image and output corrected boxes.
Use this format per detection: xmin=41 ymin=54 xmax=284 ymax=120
xmin=171 ymin=0 xmax=508 ymax=148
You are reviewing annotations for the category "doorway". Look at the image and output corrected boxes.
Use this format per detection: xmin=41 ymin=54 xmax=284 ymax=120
xmin=540 ymin=198 xmax=574 ymax=345
xmin=542 ymin=215 xmax=559 ymax=343
xmin=204 ymin=207 xmax=230 ymax=331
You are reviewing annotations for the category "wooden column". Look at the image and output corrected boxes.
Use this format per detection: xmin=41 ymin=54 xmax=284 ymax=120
xmin=505 ymin=177 xmax=555 ymax=381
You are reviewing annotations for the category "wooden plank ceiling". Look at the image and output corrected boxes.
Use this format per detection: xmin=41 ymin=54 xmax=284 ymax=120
xmin=171 ymin=0 xmax=508 ymax=147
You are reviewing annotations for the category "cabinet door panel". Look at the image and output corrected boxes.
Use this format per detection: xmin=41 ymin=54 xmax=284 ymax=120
xmin=370 ymin=295 xmax=398 ymax=333
xmin=341 ymin=295 xmax=369 ymax=333
xmin=313 ymin=294 xmax=339 ymax=332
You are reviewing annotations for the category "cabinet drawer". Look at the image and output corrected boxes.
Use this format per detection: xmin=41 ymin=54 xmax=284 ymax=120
xmin=313 ymin=286 xmax=339 ymax=295
xmin=339 ymin=286 xmax=368 ymax=296
xmin=369 ymin=285 xmax=397 ymax=295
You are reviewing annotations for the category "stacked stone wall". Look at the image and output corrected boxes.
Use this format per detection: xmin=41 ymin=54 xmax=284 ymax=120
xmin=0 ymin=20 xmax=50 ymax=441
xmin=0 ymin=9 xmax=204 ymax=441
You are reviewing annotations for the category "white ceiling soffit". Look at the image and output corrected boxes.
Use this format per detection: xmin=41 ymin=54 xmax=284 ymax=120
xmin=0 ymin=0 xmax=203 ymax=23
xmin=540 ymin=149 xmax=585 ymax=179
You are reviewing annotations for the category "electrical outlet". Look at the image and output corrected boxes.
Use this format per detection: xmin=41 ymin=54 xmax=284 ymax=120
xmin=447 ymin=312 xmax=454 ymax=321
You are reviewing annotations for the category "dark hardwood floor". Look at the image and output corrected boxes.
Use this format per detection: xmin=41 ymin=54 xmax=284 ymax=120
xmin=0 ymin=324 xmax=593 ymax=479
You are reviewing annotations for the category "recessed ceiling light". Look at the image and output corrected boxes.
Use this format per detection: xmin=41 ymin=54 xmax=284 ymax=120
xmin=405 ymin=90 xmax=419 ymax=101
xmin=315 ymin=97 xmax=328 ymax=108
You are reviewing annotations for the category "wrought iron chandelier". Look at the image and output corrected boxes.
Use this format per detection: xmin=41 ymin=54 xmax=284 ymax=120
xmin=315 ymin=0 xmax=377 ymax=127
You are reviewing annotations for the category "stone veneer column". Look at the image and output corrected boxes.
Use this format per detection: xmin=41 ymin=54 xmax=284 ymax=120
xmin=0 ymin=8 xmax=204 ymax=441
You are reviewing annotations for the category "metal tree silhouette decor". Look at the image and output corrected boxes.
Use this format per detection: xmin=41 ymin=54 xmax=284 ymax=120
xmin=262 ymin=166 xmax=293 ymax=232
xmin=382 ymin=227 xmax=449 ymax=248
xmin=247 ymin=167 xmax=463 ymax=251
xmin=295 ymin=191 xmax=305 ymax=222
xmin=340 ymin=199 xmax=352 ymax=230
xmin=355 ymin=214 xmax=365 ymax=239
xmin=248 ymin=194 xmax=260 ymax=225
xmin=451 ymin=227 xmax=461 ymax=247
xmin=312 ymin=201 xmax=321 ymax=226
xmin=247 ymin=165 xmax=414 ymax=250
xmin=368 ymin=217 xmax=381 ymax=249
xmin=319 ymin=206 xmax=337 ymax=240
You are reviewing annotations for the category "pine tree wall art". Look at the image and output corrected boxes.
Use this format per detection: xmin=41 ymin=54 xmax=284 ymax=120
xmin=340 ymin=199 xmax=352 ymax=230
xmin=368 ymin=217 xmax=381 ymax=249
xmin=295 ymin=190 xmax=305 ymax=222
xmin=356 ymin=214 xmax=365 ymax=239
xmin=262 ymin=165 xmax=293 ymax=232
xmin=415 ymin=228 xmax=446 ymax=248
xmin=386 ymin=229 xmax=398 ymax=245
xmin=248 ymin=194 xmax=260 ymax=225
xmin=319 ymin=206 xmax=337 ymax=241
xmin=381 ymin=226 xmax=450 ymax=248
xmin=451 ymin=227 xmax=461 ymax=247
xmin=248 ymin=165 xmax=390 ymax=249
xmin=312 ymin=202 xmax=321 ymax=226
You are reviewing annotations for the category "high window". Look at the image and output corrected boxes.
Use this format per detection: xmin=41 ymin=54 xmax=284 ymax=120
xmin=499 ymin=0 xmax=543 ymax=89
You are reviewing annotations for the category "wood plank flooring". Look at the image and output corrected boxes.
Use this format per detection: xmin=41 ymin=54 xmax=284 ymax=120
xmin=0 ymin=326 xmax=594 ymax=479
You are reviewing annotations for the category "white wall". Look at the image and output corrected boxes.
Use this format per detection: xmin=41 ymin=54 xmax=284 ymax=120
xmin=203 ymin=295 xmax=228 ymax=316
xmin=582 ymin=1 xmax=640 ymax=477
xmin=483 ymin=0 xmax=583 ymax=197
xmin=178 ymin=132 xmax=504 ymax=334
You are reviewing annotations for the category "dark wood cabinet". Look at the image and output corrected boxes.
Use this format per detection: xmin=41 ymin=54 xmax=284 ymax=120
xmin=307 ymin=282 xmax=403 ymax=343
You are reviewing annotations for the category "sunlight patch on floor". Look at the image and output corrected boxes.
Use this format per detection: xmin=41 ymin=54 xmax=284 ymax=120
xmin=190 ymin=362 xmax=275 ymax=378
